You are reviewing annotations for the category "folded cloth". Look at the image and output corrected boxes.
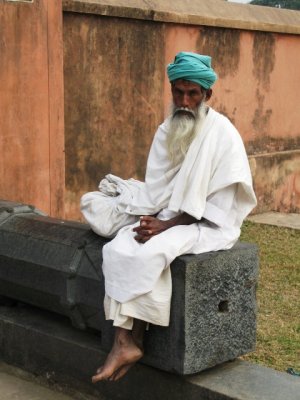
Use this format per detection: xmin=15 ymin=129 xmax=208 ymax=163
xmin=80 ymin=174 xmax=143 ymax=238
xmin=98 ymin=178 xmax=118 ymax=196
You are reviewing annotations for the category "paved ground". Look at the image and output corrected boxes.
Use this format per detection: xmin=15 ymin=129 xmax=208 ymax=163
xmin=0 ymin=363 xmax=73 ymax=400
xmin=0 ymin=212 xmax=298 ymax=399
xmin=247 ymin=212 xmax=300 ymax=230
xmin=0 ymin=362 xmax=97 ymax=400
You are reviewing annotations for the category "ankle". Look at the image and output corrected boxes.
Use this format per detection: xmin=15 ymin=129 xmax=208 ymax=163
xmin=132 ymin=336 xmax=144 ymax=351
xmin=132 ymin=320 xmax=146 ymax=350
xmin=114 ymin=328 xmax=131 ymax=346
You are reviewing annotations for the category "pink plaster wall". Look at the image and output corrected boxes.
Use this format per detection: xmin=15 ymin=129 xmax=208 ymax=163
xmin=164 ymin=25 xmax=300 ymax=213
xmin=2 ymin=2 xmax=299 ymax=219
xmin=164 ymin=25 xmax=300 ymax=149
xmin=0 ymin=0 xmax=65 ymax=217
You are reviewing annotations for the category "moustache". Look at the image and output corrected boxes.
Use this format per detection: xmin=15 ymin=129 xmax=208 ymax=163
xmin=173 ymin=107 xmax=196 ymax=118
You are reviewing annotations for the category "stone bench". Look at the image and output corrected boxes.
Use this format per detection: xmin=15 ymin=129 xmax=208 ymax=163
xmin=0 ymin=199 xmax=259 ymax=375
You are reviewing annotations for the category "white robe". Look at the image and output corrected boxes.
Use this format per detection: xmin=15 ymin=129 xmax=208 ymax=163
xmin=81 ymin=107 xmax=257 ymax=328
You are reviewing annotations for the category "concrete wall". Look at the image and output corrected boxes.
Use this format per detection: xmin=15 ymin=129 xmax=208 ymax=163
xmin=1 ymin=0 xmax=299 ymax=219
xmin=164 ymin=25 xmax=300 ymax=214
xmin=63 ymin=13 xmax=165 ymax=218
xmin=0 ymin=0 xmax=65 ymax=217
xmin=63 ymin=0 xmax=300 ymax=219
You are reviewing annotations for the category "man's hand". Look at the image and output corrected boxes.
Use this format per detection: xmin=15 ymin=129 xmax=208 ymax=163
xmin=133 ymin=213 xmax=198 ymax=243
xmin=133 ymin=216 xmax=171 ymax=243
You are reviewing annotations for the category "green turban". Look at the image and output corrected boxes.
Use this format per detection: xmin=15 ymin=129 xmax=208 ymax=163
xmin=167 ymin=52 xmax=217 ymax=89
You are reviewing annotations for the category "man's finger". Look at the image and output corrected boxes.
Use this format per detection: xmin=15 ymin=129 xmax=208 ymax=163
xmin=140 ymin=229 xmax=152 ymax=235
xmin=133 ymin=225 xmax=147 ymax=232
xmin=133 ymin=227 xmax=152 ymax=235
xmin=140 ymin=216 xmax=155 ymax=223
xmin=134 ymin=234 xmax=152 ymax=243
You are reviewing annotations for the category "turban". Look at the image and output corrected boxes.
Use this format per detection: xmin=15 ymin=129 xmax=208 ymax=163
xmin=167 ymin=52 xmax=217 ymax=89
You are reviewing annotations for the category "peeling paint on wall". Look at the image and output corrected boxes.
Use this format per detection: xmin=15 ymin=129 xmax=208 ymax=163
xmin=246 ymin=136 xmax=300 ymax=155
xmin=252 ymin=32 xmax=275 ymax=90
xmin=215 ymin=103 xmax=237 ymax=125
xmin=252 ymin=88 xmax=272 ymax=135
xmin=196 ymin=27 xmax=241 ymax=78
xmin=250 ymin=151 xmax=300 ymax=213
xmin=63 ymin=14 xmax=165 ymax=219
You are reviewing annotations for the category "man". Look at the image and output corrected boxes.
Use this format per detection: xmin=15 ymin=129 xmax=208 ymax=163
xmin=81 ymin=52 xmax=257 ymax=382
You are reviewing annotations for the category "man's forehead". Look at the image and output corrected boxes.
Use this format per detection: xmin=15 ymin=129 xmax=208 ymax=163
xmin=172 ymin=79 xmax=202 ymax=90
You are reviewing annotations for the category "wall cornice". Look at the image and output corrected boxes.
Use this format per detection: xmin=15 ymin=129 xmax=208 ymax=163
xmin=63 ymin=0 xmax=300 ymax=35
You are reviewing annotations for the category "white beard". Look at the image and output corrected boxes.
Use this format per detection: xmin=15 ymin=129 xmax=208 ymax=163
xmin=167 ymin=102 xmax=207 ymax=165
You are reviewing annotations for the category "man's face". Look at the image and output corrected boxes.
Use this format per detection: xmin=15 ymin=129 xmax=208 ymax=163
xmin=171 ymin=79 xmax=211 ymax=115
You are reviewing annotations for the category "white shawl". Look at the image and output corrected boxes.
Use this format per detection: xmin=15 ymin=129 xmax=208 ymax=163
xmin=127 ymin=108 xmax=256 ymax=224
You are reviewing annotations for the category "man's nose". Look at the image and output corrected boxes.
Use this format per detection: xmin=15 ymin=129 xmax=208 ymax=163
xmin=181 ymin=93 xmax=190 ymax=108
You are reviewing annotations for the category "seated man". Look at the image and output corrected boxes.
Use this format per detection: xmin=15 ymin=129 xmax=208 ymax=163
xmin=81 ymin=52 xmax=257 ymax=382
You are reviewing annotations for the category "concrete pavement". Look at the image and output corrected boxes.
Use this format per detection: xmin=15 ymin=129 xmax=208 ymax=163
xmin=247 ymin=212 xmax=300 ymax=230
xmin=0 ymin=362 xmax=99 ymax=400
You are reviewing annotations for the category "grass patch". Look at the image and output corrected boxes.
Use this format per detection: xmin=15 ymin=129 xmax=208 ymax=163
xmin=239 ymin=221 xmax=300 ymax=372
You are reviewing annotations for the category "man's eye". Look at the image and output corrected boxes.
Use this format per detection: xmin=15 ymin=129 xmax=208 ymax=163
xmin=175 ymin=90 xmax=183 ymax=96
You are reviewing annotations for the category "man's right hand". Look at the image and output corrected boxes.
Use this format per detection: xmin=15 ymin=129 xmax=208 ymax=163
xmin=133 ymin=212 xmax=198 ymax=243
xmin=132 ymin=216 xmax=171 ymax=243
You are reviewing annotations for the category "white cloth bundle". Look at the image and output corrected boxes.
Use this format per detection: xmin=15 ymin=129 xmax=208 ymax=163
xmin=80 ymin=174 xmax=142 ymax=238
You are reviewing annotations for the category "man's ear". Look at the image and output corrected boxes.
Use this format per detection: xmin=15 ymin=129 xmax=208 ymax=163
xmin=205 ymin=89 xmax=213 ymax=101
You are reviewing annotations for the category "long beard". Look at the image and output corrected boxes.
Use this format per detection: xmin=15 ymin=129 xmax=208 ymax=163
xmin=167 ymin=102 xmax=207 ymax=165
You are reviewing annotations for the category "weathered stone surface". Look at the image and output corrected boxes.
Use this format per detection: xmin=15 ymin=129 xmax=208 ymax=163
xmin=0 ymin=200 xmax=259 ymax=374
xmin=0 ymin=304 xmax=299 ymax=400
xmin=0 ymin=199 xmax=45 ymax=225
xmin=142 ymin=245 xmax=259 ymax=374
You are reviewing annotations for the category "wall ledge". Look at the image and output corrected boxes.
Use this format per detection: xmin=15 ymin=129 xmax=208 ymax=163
xmin=63 ymin=0 xmax=300 ymax=35
xmin=248 ymin=149 xmax=300 ymax=158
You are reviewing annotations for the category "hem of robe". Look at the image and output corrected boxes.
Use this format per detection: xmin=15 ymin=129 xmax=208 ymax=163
xmin=104 ymin=267 xmax=172 ymax=329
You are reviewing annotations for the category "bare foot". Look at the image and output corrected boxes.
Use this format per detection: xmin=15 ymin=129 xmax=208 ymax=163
xmin=109 ymin=363 xmax=134 ymax=381
xmin=92 ymin=329 xmax=143 ymax=382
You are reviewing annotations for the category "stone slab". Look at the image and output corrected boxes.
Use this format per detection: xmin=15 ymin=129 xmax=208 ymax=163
xmin=0 ymin=200 xmax=45 ymax=225
xmin=188 ymin=359 xmax=300 ymax=400
xmin=0 ymin=199 xmax=259 ymax=374
xmin=0 ymin=304 xmax=299 ymax=400
xmin=248 ymin=212 xmax=300 ymax=230
xmin=62 ymin=0 xmax=300 ymax=35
